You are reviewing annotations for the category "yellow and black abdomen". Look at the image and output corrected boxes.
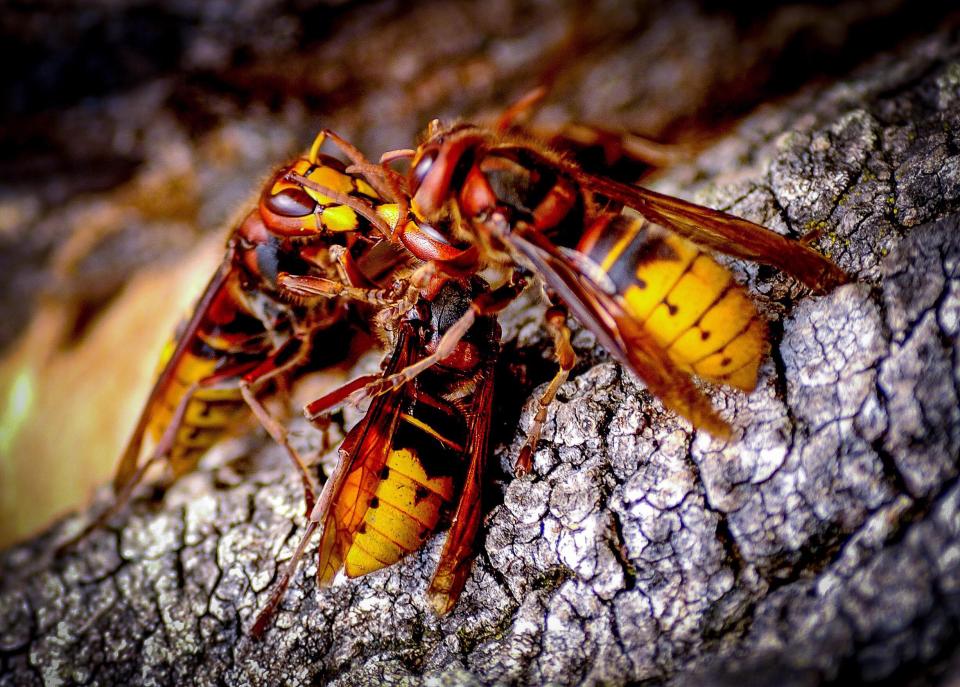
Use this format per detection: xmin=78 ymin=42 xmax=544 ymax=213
xmin=337 ymin=442 xmax=456 ymax=578
xmin=144 ymin=338 xmax=249 ymax=479
xmin=317 ymin=369 xmax=469 ymax=584
xmin=126 ymin=263 xmax=273 ymax=484
xmin=311 ymin=281 xmax=498 ymax=594
xmin=579 ymin=214 xmax=767 ymax=391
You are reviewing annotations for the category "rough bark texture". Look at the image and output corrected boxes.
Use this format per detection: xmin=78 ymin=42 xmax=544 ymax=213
xmin=3 ymin=3 xmax=960 ymax=685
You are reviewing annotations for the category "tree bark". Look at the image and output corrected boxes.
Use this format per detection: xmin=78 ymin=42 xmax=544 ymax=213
xmin=2 ymin=3 xmax=960 ymax=686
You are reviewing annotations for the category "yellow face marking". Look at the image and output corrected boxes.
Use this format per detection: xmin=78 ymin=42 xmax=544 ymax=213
xmin=270 ymin=160 xmax=313 ymax=197
xmin=355 ymin=178 xmax=378 ymax=198
xmin=303 ymin=165 xmax=354 ymax=205
xmin=296 ymin=214 xmax=322 ymax=233
xmin=376 ymin=204 xmax=401 ymax=231
xmin=320 ymin=205 xmax=358 ymax=232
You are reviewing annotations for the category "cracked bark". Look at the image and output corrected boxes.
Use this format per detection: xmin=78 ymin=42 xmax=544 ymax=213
xmin=3 ymin=3 xmax=960 ymax=686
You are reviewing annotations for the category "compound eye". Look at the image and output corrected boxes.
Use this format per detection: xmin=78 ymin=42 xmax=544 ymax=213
xmin=409 ymin=148 xmax=439 ymax=196
xmin=264 ymin=187 xmax=315 ymax=217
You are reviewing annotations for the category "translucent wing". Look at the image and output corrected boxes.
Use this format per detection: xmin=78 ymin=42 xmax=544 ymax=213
xmin=505 ymin=222 xmax=731 ymax=437
xmin=113 ymin=254 xmax=242 ymax=492
xmin=427 ymin=355 xmax=497 ymax=613
xmin=312 ymin=325 xmax=461 ymax=585
xmin=570 ymin=169 xmax=849 ymax=293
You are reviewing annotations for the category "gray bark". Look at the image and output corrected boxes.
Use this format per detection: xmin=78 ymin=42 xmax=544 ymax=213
xmin=3 ymin=3 xmax=960 ymax=686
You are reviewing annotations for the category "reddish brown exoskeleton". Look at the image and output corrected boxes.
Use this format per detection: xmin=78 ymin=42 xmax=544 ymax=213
xmin=374 ymin=113 xmax=848 ymax=475
xmin=248 ymin=105 xmax=850 ymax=626
xmin=60 ymin=131 xmax=424 ymax=549
xmin=251 ymin=277 xmax=506 ymax=635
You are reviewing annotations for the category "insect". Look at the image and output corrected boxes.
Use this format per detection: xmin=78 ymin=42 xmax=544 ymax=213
xmin=372 ymin=116 xmax=850 ymax=472
xmin=251 ymin=277 xmax=504 ymax=635
xmin=246 ymin=110 xmax=850 ymax=627
xmin=60 ymin=130 xmax=422 ymax=548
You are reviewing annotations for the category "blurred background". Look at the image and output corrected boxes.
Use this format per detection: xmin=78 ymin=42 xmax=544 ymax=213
xmin=0 ymin=0 xmax=954 ymax=547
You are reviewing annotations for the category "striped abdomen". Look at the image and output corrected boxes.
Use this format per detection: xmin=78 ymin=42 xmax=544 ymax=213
xmin=334 ymin=444 xmax=456 ymax=579
xmin=136 ymin=263 xmax=273 ymax=480
xmin=144 ymin=341 xmax=248 ymax=478
xmin=317 ymin=388 xmax=465 ymax=583
xmin=579 ymin=214 xmax=767 ymax=391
